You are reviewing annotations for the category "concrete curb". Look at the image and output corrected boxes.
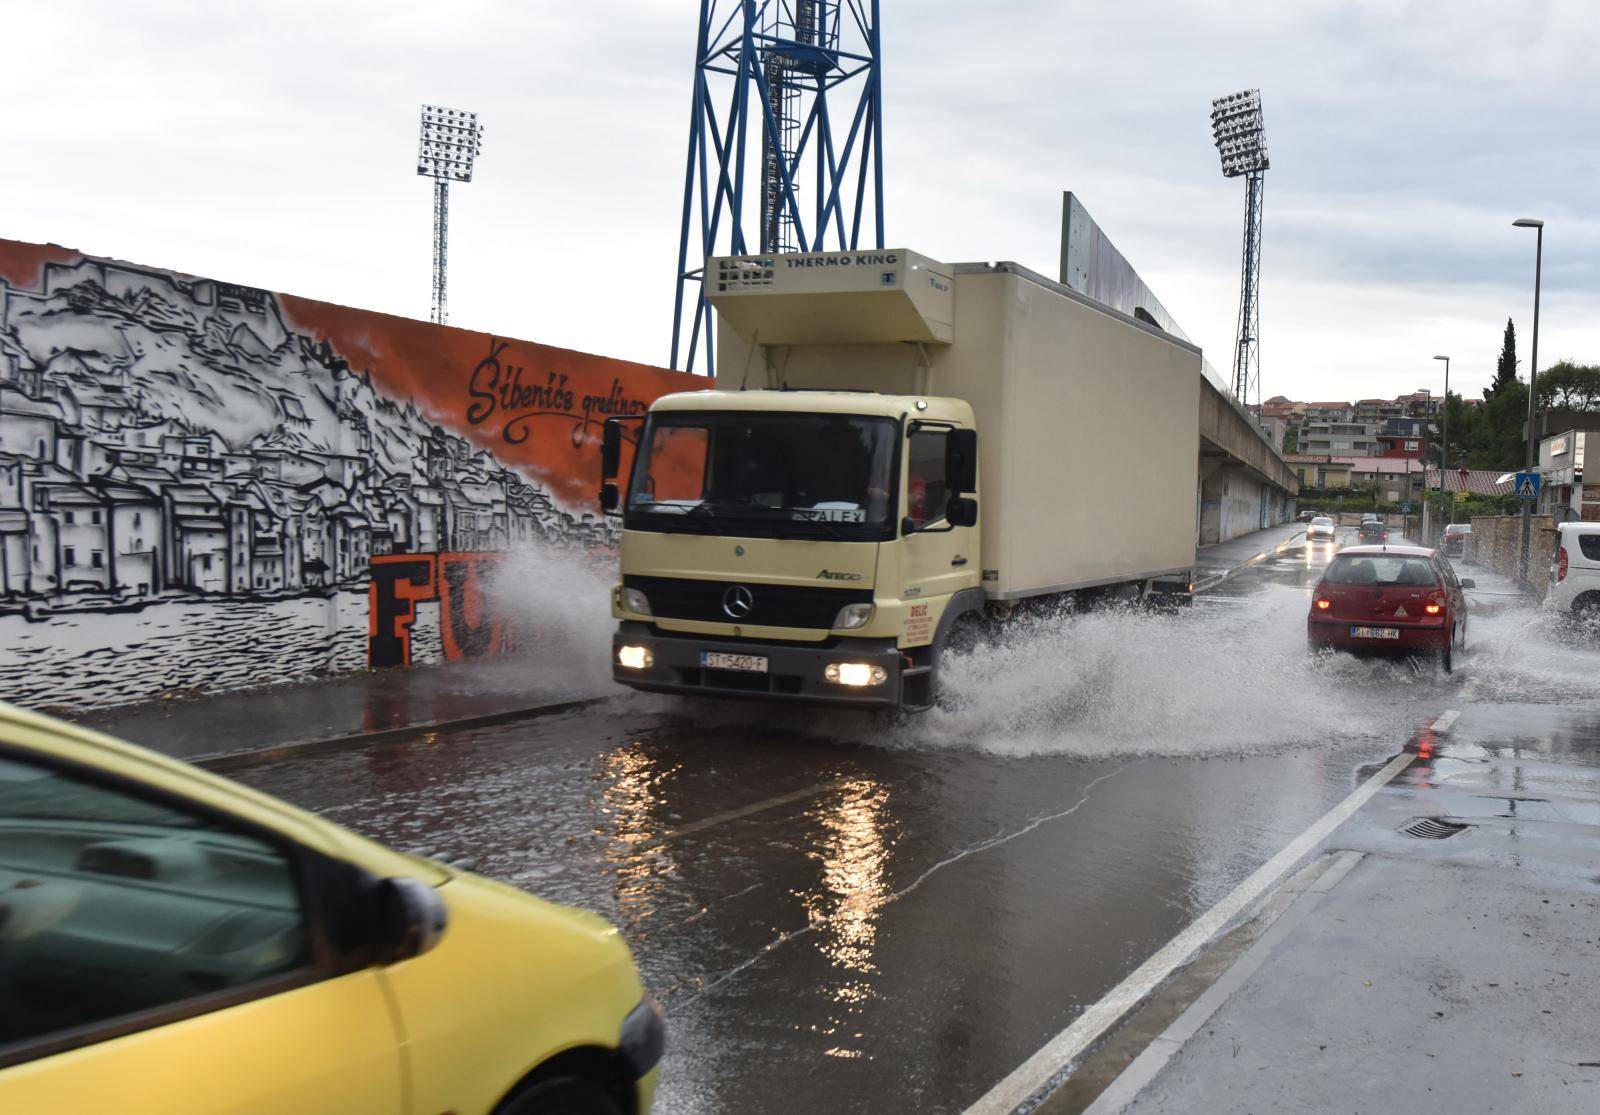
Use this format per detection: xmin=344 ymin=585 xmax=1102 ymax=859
xmin=1191 ymin=529 xmax=1306 ymax=594
xmin=195 ymin=694 xmax=613 ymax=772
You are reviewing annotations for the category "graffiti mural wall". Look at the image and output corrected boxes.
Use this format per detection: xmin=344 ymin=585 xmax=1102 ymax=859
xmin=0 ymin=238 xmax=701 ymax=709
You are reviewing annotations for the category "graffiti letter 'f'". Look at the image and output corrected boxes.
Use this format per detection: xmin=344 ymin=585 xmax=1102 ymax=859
xmin=466 ymin=339 xmax=511 ymax=426
xmin=369 ymin=555 xmax=437 ymax=668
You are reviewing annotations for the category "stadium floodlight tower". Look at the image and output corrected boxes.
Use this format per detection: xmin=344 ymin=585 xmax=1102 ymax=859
xmin=416 ymin=104 xmax=485 ymax=325
xmin=670 ymin=0 xmax=886 ymax=374
xmin=1210 ymin=88 xmax=1270 ymax=408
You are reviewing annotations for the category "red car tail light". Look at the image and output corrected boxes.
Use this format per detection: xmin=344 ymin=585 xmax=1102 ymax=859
xmin=1424 ymin=593 xmax=1445 ymax=616
xmin=1558 ymin=546 xmax=1569 ymax=582
xmin=1315 ymin=597 xmax=1332 ymax=611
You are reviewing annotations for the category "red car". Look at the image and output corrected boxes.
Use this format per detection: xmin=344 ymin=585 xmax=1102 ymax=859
xmin=1307 ymin=544 xmax=1472 ymax=671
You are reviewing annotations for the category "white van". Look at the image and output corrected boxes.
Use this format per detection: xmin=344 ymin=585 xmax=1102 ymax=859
xmin=1547 ymin=522 xmax=1600 ymax=616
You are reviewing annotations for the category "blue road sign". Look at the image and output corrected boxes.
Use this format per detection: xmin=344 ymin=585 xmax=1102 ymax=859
xmin=1515 ymin=472 xmax=1542 ymax=500
xmin=1401 ymin=502 xmax=1414 ymax=514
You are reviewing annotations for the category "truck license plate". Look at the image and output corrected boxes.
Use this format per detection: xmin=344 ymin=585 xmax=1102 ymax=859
xmin=701 ymin=651 xmax=769 ymax=672
xmin=1350 ymin=626 xmax=1400 ymax=640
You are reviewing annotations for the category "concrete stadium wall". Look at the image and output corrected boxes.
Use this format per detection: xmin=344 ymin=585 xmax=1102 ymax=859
xmin=0 ymin=238 xmax=702 ymax=710
xmin=1198 ymin=462 xmax=1283 ymax=545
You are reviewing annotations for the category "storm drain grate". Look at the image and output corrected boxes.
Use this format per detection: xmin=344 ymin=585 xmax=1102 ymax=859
xmin=1400 ymin=817 xmax=1473 ymax=840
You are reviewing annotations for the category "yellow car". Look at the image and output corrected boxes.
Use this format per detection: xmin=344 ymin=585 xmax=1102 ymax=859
xmin=0 ymin=701 xmax=661 ymax=1114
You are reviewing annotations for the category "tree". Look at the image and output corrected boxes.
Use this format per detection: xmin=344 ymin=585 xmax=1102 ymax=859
xmin=1458 ymin=316 xmax=1534 ymax=470
xmin=1492 ymin=318 xmax=1518 ymax=394
xmin=1432 ymin=390 xmax=1477 ymax=468
xmin=1537 ymin=361 xmax=1600 ymax=412
xmin=1472 ymin=379 xmax=1529 ymax=469
xmin=1282 ymin=426 xmax=1298 ymax=455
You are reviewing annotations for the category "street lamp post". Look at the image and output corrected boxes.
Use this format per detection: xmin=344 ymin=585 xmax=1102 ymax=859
xmin=1434 ymin=354 xmax=1451 ymax=532
xmin=1513 ymin=218 xmax=1544 ymax=586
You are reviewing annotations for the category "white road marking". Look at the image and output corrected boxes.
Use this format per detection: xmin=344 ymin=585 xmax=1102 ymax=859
xmin=1430 ymin=709 xmax=1461 ymax=733
xmin=963 ymin=748 xmax=1418 ymax=1115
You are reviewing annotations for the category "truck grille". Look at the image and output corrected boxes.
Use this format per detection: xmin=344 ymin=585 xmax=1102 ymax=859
xmin=624 ymin=575 xmax=872 ymax=630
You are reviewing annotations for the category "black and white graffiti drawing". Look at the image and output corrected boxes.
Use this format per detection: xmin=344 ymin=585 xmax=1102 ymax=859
xmin=0 ymin=255 xmax=608 ymax=614
xmin=0 ymin=249 xmax=623 ymax=710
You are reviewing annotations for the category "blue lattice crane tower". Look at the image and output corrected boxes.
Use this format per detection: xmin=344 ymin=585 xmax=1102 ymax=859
xmin=1210 ymin=89 xmax=1269 ymax=409
xmin=671 ymin=0 xmax=886 ymax=374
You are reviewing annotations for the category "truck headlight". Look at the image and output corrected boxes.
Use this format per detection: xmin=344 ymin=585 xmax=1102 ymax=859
xmin=617 ymin=645 xmax=654 ymax=670
xmin=619 ymin=587 xmax=652 ymax=616
xmin=825 ymin=662 xmax=888 ymax=686
xmin=832 ymin=602 xmax=874 ymax=630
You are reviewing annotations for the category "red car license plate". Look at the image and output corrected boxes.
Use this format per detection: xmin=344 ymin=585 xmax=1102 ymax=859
xmin=1350 ymin=626 xmax=1400 ymax=640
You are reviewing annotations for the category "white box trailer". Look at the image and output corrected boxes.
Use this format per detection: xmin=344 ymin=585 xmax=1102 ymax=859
xmin=602 ymin=249 xmax=1202 ymax=710
xmin=712 ymin=252 xmax=1201 ymax=599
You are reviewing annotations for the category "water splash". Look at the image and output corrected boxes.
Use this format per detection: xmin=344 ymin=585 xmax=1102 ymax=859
xmin=1452 ymin=600 xmax=1600 ymax=705
xmin=911 ymin=586 xmax=1427 ymax=757
xmin=647 ymin=582 xmax=1600 ymax=760
xmin=482 ymin=544 xmax=618 ymax=691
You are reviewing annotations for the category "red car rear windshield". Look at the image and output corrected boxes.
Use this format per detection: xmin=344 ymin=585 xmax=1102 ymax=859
xmin=1323 ymin=554 xmax=1439 ymax=587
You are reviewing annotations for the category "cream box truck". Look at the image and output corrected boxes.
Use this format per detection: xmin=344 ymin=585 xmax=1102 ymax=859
xmin=598 ymin=249 xmax=1202 ymax=710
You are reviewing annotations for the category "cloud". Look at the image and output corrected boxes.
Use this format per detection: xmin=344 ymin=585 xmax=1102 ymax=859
xmin=0 ymin=0 xmax=1593 ymax=403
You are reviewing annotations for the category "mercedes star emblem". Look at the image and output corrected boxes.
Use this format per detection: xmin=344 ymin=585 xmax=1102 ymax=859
xmin=722 ymin=584 xmax=755 ymax=619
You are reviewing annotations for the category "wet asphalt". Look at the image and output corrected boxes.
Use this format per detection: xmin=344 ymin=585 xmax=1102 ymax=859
xmin=228 ymin=530 xmax=1600 ymax=1114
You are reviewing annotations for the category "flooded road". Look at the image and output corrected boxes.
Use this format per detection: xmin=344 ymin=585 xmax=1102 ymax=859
xmin=229 ymin=530 xmax=1600 ymax=1113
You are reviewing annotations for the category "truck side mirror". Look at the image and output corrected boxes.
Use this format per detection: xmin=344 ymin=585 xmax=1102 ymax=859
xmin=599 ymin=482 xmax=620 ymax=513
xmin=946 ymin=429 xmax=977 ymax=493
xmin=947 ymin=496 xmax=978 ymax=527
xmin=600 ymin=420 xmax=623 ymax=481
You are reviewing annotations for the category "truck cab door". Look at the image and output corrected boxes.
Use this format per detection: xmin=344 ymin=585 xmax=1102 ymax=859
xmin=899 ymin=427 xmax=979 ymax=618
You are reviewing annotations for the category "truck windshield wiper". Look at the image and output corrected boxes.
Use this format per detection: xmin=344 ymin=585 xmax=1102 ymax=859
xmin=682 ymin=501 xmax=730 ymax=533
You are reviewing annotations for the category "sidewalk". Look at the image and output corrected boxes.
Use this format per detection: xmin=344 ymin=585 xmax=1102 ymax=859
xmin=1063 ymin=721 xmax=1600 ymax=1114
xmin=1452 ymin=555 xmax=1539 ymax=614
xmin=71 ymin=655 xmax=609 ymax=765
xmin=1192 ymin=521 xmax=1308 ymax=592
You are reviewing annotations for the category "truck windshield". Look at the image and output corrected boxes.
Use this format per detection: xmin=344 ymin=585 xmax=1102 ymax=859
xmin=625 ymin=411 xmax=897 ymax=540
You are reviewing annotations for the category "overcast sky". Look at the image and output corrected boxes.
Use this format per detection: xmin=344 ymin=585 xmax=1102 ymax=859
xmin=3 ymin=0 xmax=1594 ymax=401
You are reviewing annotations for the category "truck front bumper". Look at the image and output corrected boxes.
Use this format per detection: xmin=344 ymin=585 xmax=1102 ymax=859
xmin=611 ymin=621 xmax=905 ymax=709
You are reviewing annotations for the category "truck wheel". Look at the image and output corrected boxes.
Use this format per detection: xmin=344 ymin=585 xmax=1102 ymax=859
xmin=920 ymin=602 xmax=989 ymax=713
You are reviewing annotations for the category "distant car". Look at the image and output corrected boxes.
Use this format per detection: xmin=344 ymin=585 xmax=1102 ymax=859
xmin=1308 ymin=544 xmax=1472 ymax=670
xmin=1442 ymin=522 xmax=1473 ymax=557
xmin=1298 ymin=510 xmax=1318 ymax=523
xmin=1361 ymin=513 xmax=1379 ymax=523
xmin=1306 ymin=516 xmax=1337 ymax=541
xmin=0 ymin=702 xmax=663 ymax=1115
xmin=1547 ymin=522 xmax=1600 ymax=619
xmin=1357 ymin=520 xmax=1391 ymax=544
